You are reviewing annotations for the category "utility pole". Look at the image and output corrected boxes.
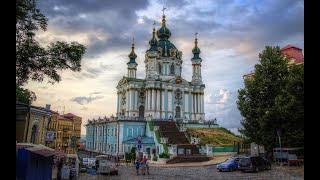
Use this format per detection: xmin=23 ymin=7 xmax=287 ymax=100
xmin=277 ymin=129 xmax=282 ymax=166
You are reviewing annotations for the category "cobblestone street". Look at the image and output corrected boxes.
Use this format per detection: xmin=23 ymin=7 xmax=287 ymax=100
xmin=78 ymin=164 xmax=304 ymax=180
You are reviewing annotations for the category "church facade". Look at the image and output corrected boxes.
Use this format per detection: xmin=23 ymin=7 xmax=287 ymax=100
xmin=116 ymin=14 xmax=205 ymax=122
xmin=85 ymin=13 xmax=216 ymax=158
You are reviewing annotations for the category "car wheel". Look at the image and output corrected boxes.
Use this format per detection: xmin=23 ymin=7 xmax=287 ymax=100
xmin=268 ymin=165 xmax=271 ymax=170
xmin=219 ymin=169 xmax=222 ymax=172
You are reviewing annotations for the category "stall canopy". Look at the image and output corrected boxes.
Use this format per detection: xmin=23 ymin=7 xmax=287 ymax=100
xmin=16 ymin=143 xmax=61 ymax=180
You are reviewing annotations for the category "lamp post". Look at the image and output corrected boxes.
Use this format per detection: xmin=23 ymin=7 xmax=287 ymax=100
xmin=277 ymin=129 xmax=282 ymax=166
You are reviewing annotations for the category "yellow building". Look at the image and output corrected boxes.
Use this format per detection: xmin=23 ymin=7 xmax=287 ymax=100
xmin=47 ymin=112 xmax=82 ymax=154
xmin=16 ymin=102 xmax=51 ymax=144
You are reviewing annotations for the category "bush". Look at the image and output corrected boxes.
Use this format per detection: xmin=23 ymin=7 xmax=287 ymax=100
xmin=152 ymin=156 xmax=158 ymax=161
xmin=125 ymin=153 xmax=131 ymax=162
xmin=159 ymin=152 xmax=170 ymax=158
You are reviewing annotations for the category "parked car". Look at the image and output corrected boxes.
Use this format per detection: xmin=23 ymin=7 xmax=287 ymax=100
xmin=217 ymin=157 xmax=240 ymax=172
xmin=96 ymin=155 xmax=119 ymax=175
xmin=238 ymin=156 xmax=271 ymax=172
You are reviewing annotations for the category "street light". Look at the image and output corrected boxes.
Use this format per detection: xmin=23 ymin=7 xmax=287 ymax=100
xmin=277 ymin=129 xmax=282 ymax=166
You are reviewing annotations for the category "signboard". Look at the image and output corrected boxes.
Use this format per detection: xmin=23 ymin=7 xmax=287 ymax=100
xmin=83 ymin=158 xmax=89 ymax=165
xmin=45 ymin=131 xmax=55 ymax=141
xmin=137 ymin=136 xmax=142 ymax=150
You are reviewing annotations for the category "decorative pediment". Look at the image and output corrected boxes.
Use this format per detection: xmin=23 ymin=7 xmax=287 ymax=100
xmin=168 ymin=76 xmax=189 ymax=85
xmin=117 ymin=77 xmax=128 ymax=88
xmin=170 ymin=48 xmax=177 ymax=57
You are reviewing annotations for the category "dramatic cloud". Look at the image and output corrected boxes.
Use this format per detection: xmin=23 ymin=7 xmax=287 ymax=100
xmin=27 ymin=0 xmax=304 ymax=135
xmin=71 ymin=96 xmax=104 ymax=105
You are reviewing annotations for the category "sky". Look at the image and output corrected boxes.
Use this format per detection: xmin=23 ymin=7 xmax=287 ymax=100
xmin=25 ymin=0 xmax=304 ymax=135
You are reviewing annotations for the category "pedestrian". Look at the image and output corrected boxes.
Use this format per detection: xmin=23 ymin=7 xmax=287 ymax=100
xmin=145 ymin=159 xmax=149 ymax=175
xmin=140 ymin=160 xmax=146 ymax=175
xmin=95 ymin=159 xmax=99 ymax=172
xmin=57 ymin=159 xmax=64 ymax=180
xmin=135 ymin=159 xmax=140 ymax=175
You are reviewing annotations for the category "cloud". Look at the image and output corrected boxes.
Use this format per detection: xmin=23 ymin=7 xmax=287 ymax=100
xmin=27 ymin=0 xmax=303 ymax=135
xmin=205 ymin=89 xmax=242 ymax=129
xmin=71 ymin=96 xmax=104 ymax=105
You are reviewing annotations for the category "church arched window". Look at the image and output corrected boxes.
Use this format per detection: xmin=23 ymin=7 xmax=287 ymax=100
xmin=170 ymin=63 xmax=175 ymax=75
xmin=31 ymin=125 xmax=38 ymax=144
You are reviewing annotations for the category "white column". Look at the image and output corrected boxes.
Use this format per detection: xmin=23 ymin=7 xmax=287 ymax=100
xmin=133 ymin=90 xmax=136 ymax=111
xmin=192 ymin=94 xmax=195 ymax=114
xmin=168 ymin=91 xmax=172 ymax=113
xmin=131 ymin=90 xmax=134 ymax=111
xmin=128 ymin=90 xmax=131 ymax=112
xmin=200 ymin=94 xmax=202 ymax=114
xmin=126 ymin=91 xmax=129 ymax=113
xmin=146 ymin=89 xmax=149 ymax=111
xmin=157 ymin=89 xmax=160 ymax=110
xmin=202 ymin=93 xmax=204 ymax=114
xmin=152 ymin=89 xmax=156 ymax=111
xmin=184 ymin=93 xmax=188 ymax=114
xmin=149 ymin=90 xmax=152 ymax=111
xmin=161 ymin=90 xmax=165 ymax=116
xmin=197 ymin=94 xmax=200 ymax=113
xmin=135 ymin=90 xmax=138 ymax=111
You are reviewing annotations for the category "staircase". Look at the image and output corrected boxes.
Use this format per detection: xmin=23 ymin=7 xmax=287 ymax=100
xmin=154 ymin=121 xmax=189 ymax=144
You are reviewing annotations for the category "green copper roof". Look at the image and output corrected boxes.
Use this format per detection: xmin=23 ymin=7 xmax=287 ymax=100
xmin=157 ymin=39 xmax=177 ymax=57
xmin=148 ymin=25 xmax=158 ymax=52
xmin=192 ymin=37 xmax=201 ymax=60
xmin=128 ymin=40 xmax=137 ymax=64
xmin=156 ymin=15 xmax=171 ymax=40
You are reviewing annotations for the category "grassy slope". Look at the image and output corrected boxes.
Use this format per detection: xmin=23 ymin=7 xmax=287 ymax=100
xmin=186 ymin=128 xmax=242 ymax=146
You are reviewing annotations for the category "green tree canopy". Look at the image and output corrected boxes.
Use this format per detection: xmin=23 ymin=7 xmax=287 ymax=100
xmin=16 ymin=0 xmax=86 ymax=103
xmin=16 ymin=85 xmax=36 ymax=104
xmin=237 ymin=46 xmax=304 ymax=150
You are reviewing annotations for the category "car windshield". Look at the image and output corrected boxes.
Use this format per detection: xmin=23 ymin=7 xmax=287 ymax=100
xmin=239 ymin=158 xmax=250 ymax=164
xmin=225 ymin=158 xmax=235 ymax=163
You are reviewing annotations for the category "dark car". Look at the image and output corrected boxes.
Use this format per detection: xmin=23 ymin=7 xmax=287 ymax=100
xmin=238 ymin=156 xmax=271 ymax=172
xmin=216 ymin=157 xmax=240 ymax=172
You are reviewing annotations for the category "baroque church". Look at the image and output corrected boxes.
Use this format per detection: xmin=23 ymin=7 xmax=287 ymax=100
xmin=116 ymin=13 xmax=205 ymax=122
xmin=85 ymin=12 xmax=217 ymax=160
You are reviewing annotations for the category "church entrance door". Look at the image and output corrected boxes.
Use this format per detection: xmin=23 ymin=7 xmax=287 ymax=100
xmin=175 ymin=106 xmax=181 ymax=118
xmin=139 ymin=105 xmax=145 ymax=119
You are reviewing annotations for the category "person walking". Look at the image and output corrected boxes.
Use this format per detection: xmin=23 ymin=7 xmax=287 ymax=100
xmin=145 ymin=159 xmax=149 ymax=175
xmin=135 ymin=159 xmax=140 ymax=175
xmin=140 ymin=160 xmax=146 ymax=175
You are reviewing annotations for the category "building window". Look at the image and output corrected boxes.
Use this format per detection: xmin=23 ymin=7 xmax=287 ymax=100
xmin=31 ymin=125 xmax=38 ymax=144
xmin=170 ymin=63 xmax=175 ymax=75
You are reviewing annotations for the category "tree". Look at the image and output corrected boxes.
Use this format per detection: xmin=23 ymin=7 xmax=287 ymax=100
xmin=237 ymin=46 xmax=304 ymax=150
xmin=16 ymin=0 xmax=86 ymax=104
xmin=16 ymin=85 xmax=36 ymax=104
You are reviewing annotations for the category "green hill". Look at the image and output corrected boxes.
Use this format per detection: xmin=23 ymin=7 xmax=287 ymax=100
xmin=186 ymin=128 xmax=242 ymax=146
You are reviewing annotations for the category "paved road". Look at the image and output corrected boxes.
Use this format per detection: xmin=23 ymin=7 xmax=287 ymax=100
xmin=78 ymin=164 xmax=304 ymax=180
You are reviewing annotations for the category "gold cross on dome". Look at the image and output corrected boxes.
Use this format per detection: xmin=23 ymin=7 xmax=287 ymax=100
xmin=162 ymin=6 xmax=167 ymax=15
